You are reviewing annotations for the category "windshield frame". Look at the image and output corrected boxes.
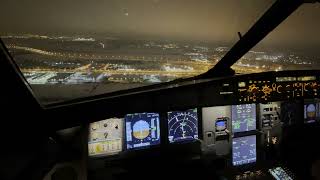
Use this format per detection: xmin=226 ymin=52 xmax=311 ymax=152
xmin=199 ymin=0 xmax=306 ymax=79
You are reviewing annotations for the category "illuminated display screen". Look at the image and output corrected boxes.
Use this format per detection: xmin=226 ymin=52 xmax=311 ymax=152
xmin=168 ymin=109 xmax=198 ymax=143
xmin=304 ymin=99 xmax=320 ymax=123
xmin=216 ymin=118 xmax=227 ymax=132
xmin=232 ymin=104 xmax=256 ymax=133
xmin=125 ymin=113 xmax=160 ymax=150
xmin=88 ymin=118 xmax=123 ymax=156
xmin=232 ymin=135 xmax=257 ymax=166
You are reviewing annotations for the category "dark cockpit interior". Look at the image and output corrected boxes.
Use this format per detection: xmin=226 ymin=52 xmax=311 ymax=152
xmin=1 ymin=0 xmax=320 ymax=180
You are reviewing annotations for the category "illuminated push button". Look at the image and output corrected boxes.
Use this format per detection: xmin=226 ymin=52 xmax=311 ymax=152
xmin=238 ymin=82 xmax=246 ymax=88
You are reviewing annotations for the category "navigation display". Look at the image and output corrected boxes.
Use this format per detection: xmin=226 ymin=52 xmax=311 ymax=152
xmin=125 ymin=113 xmax=160 ymax=150
xmin=168 ymin=108 xmax=198 ymax=143
xmin=232 ymin=104 xmax=256 ymax=133
xmin=232 ymin=135 xmax=257 ymax=166
xmin=304 ymin=99 xmax=320 ymax=123
xmin=88 ymin=118 xmax=123 ymax=156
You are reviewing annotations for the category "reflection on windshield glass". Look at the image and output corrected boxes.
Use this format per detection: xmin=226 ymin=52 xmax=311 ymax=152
xmin=2 ymin=0 xmax=319 ymax=104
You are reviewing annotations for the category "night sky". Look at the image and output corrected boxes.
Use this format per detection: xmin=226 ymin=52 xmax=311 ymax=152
xmin=1 ymin=0 xmax=319 ymax=53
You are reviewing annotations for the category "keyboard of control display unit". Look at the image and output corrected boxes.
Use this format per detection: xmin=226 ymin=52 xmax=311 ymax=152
xmin=268 ymin=167 xmax=293 ymax=180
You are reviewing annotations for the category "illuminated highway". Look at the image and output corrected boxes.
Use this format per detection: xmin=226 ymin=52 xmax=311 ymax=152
xmin=21 ymin=68 xmax=202 ymax=77
xmin=5 ymin=35 xmax=308 ymax=86
xmin=9 ymin=45 xmax=271 ymax=79
xmin=7 ymin=45 xmax=213 ymax=66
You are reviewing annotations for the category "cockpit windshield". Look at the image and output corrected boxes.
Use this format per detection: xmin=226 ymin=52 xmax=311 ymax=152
xmin=231 ymin=3 xmax=320 ymax=74
xmin=2 ymin=0 xmax=318 ymax=105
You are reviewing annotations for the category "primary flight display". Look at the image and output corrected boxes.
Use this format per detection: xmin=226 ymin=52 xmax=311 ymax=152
xmin=125 ymin=113 xmax=161 ymax=149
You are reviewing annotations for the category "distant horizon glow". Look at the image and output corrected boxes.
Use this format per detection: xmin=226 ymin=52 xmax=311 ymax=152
xmin=0 ymin=0 xmax=319 ymax=51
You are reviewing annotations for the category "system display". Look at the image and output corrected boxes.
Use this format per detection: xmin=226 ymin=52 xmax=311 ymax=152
xmin=125 ymin=113 xmax=160 ymax=149
xmin=232 ymin=104 xmax=256 ymax=133
xmin=168 ymin=109 xmax=198 ymax=143
xmin=216 ymin=118 xmax=228 ymax=132
xmin=88 ymin=118 xmax=123 ymax=156
xmin=232 ymin=135 xmax=257 ymax=166
xmin=304 ymin=99 xmax=320 ymax=123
